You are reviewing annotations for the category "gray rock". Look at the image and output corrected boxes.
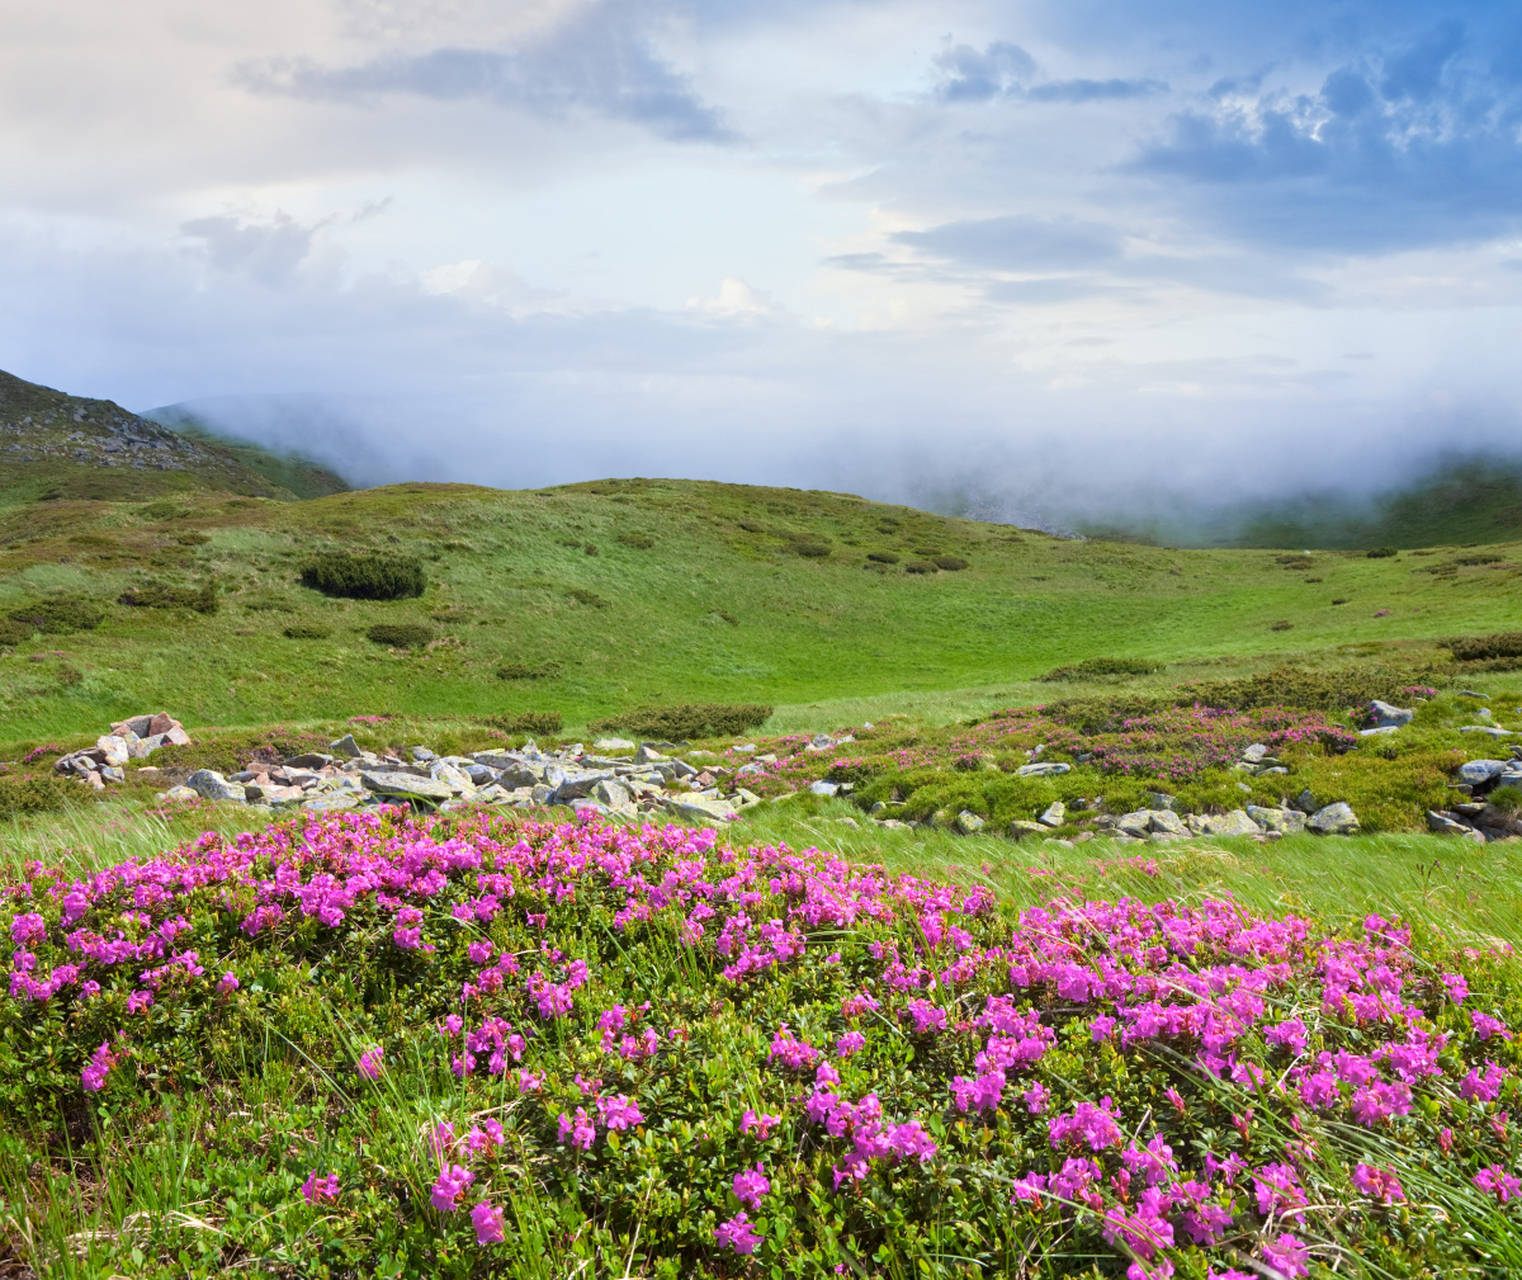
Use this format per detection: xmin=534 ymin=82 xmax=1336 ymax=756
xmin=1360 ymin=726 xmax=1400 ymax=737
xmin=733 ymin=788 xmax=762 ymax=808
xmin=877 ymin=819 xmax=910 ymax=831
xmin=186 ymin=769 xmax=247 ymax=802
xmin=1292 ymin=789 xmax=1320 ymax=814
xmin=359 ymin=771 xmax=454 ymax=802
xmin=1243 ymin=743 xmax=1269 ymax=763
xmin=594 ymin=738 xmax=634 ymax=751
xmin=95 ymin=735 xmax=131 ymax=767
xmin=590 ymin=779 xmax=634 ymax=811
xmin=1144 ymin=792 xmax=1177 ymax=811
xmin=1367 ymin=700 xmax=1414 ymax=728
xmin=810 ymin=780 xmax=840 ymax=797
xmin=303 ymin=792 xmax=359 ymax=813
xmin=1427 ymin=810 xmax=1473 ymax=836
xmin=664 ymin=796 xmax=738 ymax=822
xmin=1307 ymin=802 xmax=1360 ymax=835
xmin=1147 ymin=809 xmax=1188 ymax=836
xmin=161 ymin=784 xmax=199 ymax=802
xmin=100 ymin=765 xmax=126 ymax=784
xmin=1200 ymin=810 xmax=1263 ymax=837
xmin=1016 ymin=762 xmax=1071 ymax=777
xmin=284 ymin=752 xmax=334 ymax=769
xmin=329 ymin=734 xmax=362 ymax=759
xmin=462 ymin=763 xmax=497 ymax=786
xmin=1460 ymin=726 xmax=1514 ymax=738
xmin=956 ymin=810 xmax=986 ymax=834
xmin=1009 ymin=820 xmax=1049 ymax=839
xmin=1117 ymin=811 xmax=1153 ymax=838
xmin=1038 ymin=801 xmax=1066 ymax=827
xmin=411 ymin=746 xmax=437 ymax=762
xmin=1246 ymin=805 xmax=1306 ymax=835
xmin=1458 ymin=760 xmax=1508 ymax=785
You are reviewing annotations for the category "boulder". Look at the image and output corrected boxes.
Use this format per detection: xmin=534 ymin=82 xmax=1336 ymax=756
xmin=1246 ymin=805 xmax=1306 ymax=835
xmin=1009 ymin=820 xmax=1049 ymax=839
xmin=1307 ymin=802 xmax=1360 ymax=835
xmin=359 ymin=771 xmax=454 ymax=803
xmin=302 ymin=792 xmax=359 ymax=813
xmin=590 ymin=779 xmax=634 ymax=811
xmin=1366 ymin=700 xmax=1414 ymax=729
xmin=284 ymin=752 xmax=334 ymax=769
xmin=1243 ymin=743 xmax=1269 ymax=763
xmin=95 ymin=735 xmax=132 ymax=767
xmin=329 ymin=733 xmax=362 ymax=759
xmin=1147 ymin=809 xmax=1188 ymax=836
xmin=430 ymin=761 xmax=477 ymax=793
xmin=594 ymin=738 xmax=634 ymax=751
xmin=1038 ymin=801 xmax=1066 ymax=827
xmin=1460 ymin=726 xmax=1514 ymax=738
xmin=1291 ymin=790 xmax=1320 ymax=815
xmin=161 ymin=785 xmax=199 ymax=802
xmin=1144 ymin=792 xmax=1177 ymax=812
xmin=955 ymin=810 xmax=986 ymax=834
xmin=1457 ymin=760 xmax=1508 ymax=786
xmin=1117 ymin=811 xmax=1153 ymax=838
xmin=1199 ymin=810 xmax=1263 ymax=837
xmin=1016 ymin=762 xmax=1071 ymax=777
xmin=663 ymin=796 xmax=738 ymax=822
xmin=809 ymin=780 xmax=840 ymax=797
xmin=1427 ymin=810 xmax=1473 ymax=836
xmin=185 ymin=769 xmax=247 ymax=802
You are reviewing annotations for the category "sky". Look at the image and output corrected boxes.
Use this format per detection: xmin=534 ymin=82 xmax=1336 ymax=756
xmin=2 ymin=0 xmax=1521 ymax=525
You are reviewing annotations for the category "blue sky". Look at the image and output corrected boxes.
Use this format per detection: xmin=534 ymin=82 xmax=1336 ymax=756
xmin=1 ymin=0 xmax=1519 ymax=520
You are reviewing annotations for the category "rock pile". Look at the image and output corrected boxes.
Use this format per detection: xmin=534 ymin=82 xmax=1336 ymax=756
xmin=162 ymin=733 xmax=763 ymax=822
xmin=53 ymin=713 xmax=190 ymax=790
xmin=1427 ymin=750 xmax=1522 ymax=843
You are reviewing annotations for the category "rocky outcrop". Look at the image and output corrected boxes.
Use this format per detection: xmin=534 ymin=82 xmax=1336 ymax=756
xmin=53 ymin=713 xmax=190 ymax=791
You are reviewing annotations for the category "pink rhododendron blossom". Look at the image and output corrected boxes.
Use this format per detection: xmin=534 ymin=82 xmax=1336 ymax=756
xmin=301 ymin=1171 xmax=339 ymax=1204
xmin=733 ymin=1162 xmax=769 ymax=1209
xmin=557 ymin=1108 xmax=596 ymax=1150
xmin=1460 ymin=1062 xmax=1506 ymax=1103
xmin=835 ymin=1030 xmax=866 ymax=1057
xmin=1261 ymin=1234 xmax=1310 ymax=1279
xmin=1049 ymin=1098 xmax=1122 ymax=1151
xmin=714 ymin=1211 xmax=761 ymax=1254
xmin=1475 ymin=1166 xmax=1522 ymax=1203
xmin=1352 ymin=1163 xmax=1405 ymax=1204
xmin=356 ymin=1046 xmax=384 ymax=1080
xmin=470 ymin=1200 xmax=506 ymax=1244
xmin=81 ymin=1040 xmax=117 ymax=1092
xmin=429 ymin=1164 xmax=473 ymax=1212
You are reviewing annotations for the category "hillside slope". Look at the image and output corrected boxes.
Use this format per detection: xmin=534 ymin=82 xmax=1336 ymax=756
xmin=143 ymin=405 xmax=350 ymax=500
xmin=1 ymin=475 xmax=1518 ymax=739
xmin=0 ymin=368 xmax=295 ymax=503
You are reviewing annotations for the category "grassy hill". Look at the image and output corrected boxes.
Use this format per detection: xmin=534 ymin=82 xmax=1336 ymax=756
xmin=143 ymin=404 xmax=350 ymax=500
xmin=1 ymin=473 xmax=1518 ymax=740
xmin=0 ymin=368 xmax=306 ymax=504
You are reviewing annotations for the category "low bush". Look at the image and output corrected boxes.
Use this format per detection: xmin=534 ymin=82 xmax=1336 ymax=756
xmin=0 ymin=774 xmax=73 ymax=820
xmin=118 ymin=580 xmax=218 ymax=614
xmin=300 ymin=552 xmax=426 ymax=601
xmin=1270 ymin=620 xmax=1294 ymax=631
xmin=591 ymin=703 xmax=773 ymax=740
xmin=7 ymin=594 xmax=107 ymax=634
xmin=1366 ymin=546 xmax=1398 ymax=558
xmin=866 ymin=551 xmax=900 ymax=564
xmin=793 ymin=542 xmax=831 ymax=558
xmin=283 ymin=624 xmax=331 ymax=640
xmin=1179 ymin=664 xmax=1441 ymax=714
xmin=566 ymin=588 xmax=609 ymax=609
xmin=0 ymin=618 xmax=31 ymax=645
xmin=1442 ymin=632 xmax=1522 ymax=661
xmin=481 ymin=711 xmax=564 ymax=736
xmin=905 ymin=560 xmax=937 ymax=574
xmin=1042 ymin=656 xmax=1164 ymax=682
xmin=366 ymin=623 xmax=434 ymax=649
xmin=617 ymin=532 xmax=655 ymax=550
xmin=933 ymin=556 xmax=969 ymax=571
xmin=496 ymin=662 xmax=560 ymax=680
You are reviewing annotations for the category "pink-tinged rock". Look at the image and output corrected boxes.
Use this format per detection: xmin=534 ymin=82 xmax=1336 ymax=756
xmin=166 ymin=726 xmax=191 ymax=746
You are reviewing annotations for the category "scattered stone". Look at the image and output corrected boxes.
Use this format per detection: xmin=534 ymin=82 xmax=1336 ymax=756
xmin=1016 ymin=762 xmax=1071 ymax=777
xmin=162 ymin=785 xmax=198 ymax=802
xmin=1147 ymin=809 xmax=1188 ymax=836
xmin=1365 ymin=700 xmax=1414 ymax=729
xmin=1038 ymin=801 xmax=1066 ymax=827
xmin=955 ymin=810 xmax=986 ymax=834
xmin=1242 ymin=743 xmax=1269 ymax=763
xmin=1144 ymin=791 xmax=1177 ymax=811
xmin=594 ymin=737 xmax=634 ymax=751
xmin=185 ymin=769 xmax=246 ymax=802
xmin=1460 ymin=726 xmax=1514 ymax=737
xmin=1246 ymin=805 xmax=1306 ymax=835
xmin=1291 ymin=790 xmax=1320 ymax=814
xmin=1009 ymin=820 xmax=1049 ymax=838
xmin=1199 ymin=810 xmax=1263 ymax=837
xmin=810 ymin=780 xmax=840 ymax=797
xmin=1458 ymin=760 xmax=1508 ymax=786
xmin=360 ymin=771 xmax=455 ymax=803
xmin=1307 ymin=802 xmax=1360 ymax=835
xmin=634 ymin=743 xmax=668 ymax=765
xmin=329 ymin=734 xmax=362 ymax=759
xmin=1428 ymin=810 xmax=1472 ymax=835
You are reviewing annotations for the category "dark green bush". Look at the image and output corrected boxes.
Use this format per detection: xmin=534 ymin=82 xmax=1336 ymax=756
xmin=934 ymin=556 xmax=969 ymax=571
xmin=118 ymin=581 xmax=218 ymax=614
xmin=1180 ymin=663 xmax=1439 ymax=713
xmin=482 ymin=711 xmax=564 ymax=736
xmin=737 ymin=520 xmax=763 ymax=533
xmin=365 ymin=623 xmax=434 ymax=649
xmin=300 ymin=552 xmax=425 ymax=601
xmin=1270 ymin=620 xmax=1294 ymax=631
xmin=1366 ymin=546 xmax=1398 ymax=558
xmin=617 ymin=532 xmax=655 ymax=550
xmin=8 ymin=594 xmax=107 ymax=634
xmin=566 ymin=588 xmax=609 ymax=609
xmin=590 ymin=703 xmax=773 ymax=740
xmin=0 ymin=774 xmax=73 ymax=820
xmin=1489 ymin=785 xmax=1522 ymax=815
xmin=1040 ymin=656 xmax=1163 ymax=682
xmin=867 ymin=551 xmax=900 ymax=564
xmin=496 ymin=662 xmax=561 ymax=680
xmin=283 ymin=624 xmax=330 ymax=640
xmin=905 ymin=561 xmax=937 ymax=574
xmin=0 ymin=618 xmax=32 ymax=645
xmin=794 ymin=542 xmax=831 ymax=558
xmin=1442 ymin=632 xmax=1522 ymax=661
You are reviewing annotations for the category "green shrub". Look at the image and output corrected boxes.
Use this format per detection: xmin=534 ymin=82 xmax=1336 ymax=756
xmin=366 ymin=623 xmax=434 ymax=649
xmin=0 ymin=774 xmax=73 ymax=820
xmin=482 ymin=711 xmax=564 ymax=736
xmin=1442 ymin=632 xmax=1522 ymax=661
xmin=1270 ymin=620 xmax=1294 ymax=631
xmin=7 ymin=594 xmax=107 ymax=634
xmin=1040 ymin=656 xmax=1164 ymax=682
xmin=905 ymin=560 xmax=937 ymax=574
xmin=934 ymin=556 xmax=969 ymax=571
xmin=496 ymin=662 xmax=560 ymax=680
xmin=1181 ymin=664 xmax=1439 ymax=713
xmin=1366 ymin=546 xmax=1398 ymax=558
xmin=1490 ymin=785 xmax=1522 ymax=816
xmin=0 ymin=618 xmax=32 ymax=645
xmin=867 ymin=551 xmax=900 ymax=564
xmin=117 ymin=581 xmax=218 ymax=614
xmin=566 ymin=588 xmax=609 ymax=609
xmin=617 ymin=532 xmax=655 ymax=550
xmin=590 ymin=702 xmax=773 ymax=740
xmin=300 ymin=552 xmax=426 ymax=601
xmin=794 ymin=542 xmax=831 ymax=558
xmin=283 ymin=624 xmax=330 ymax=639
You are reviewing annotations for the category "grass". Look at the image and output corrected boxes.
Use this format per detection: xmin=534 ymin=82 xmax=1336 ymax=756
xmin=0 ymin=477 xmax=1517 ymax=741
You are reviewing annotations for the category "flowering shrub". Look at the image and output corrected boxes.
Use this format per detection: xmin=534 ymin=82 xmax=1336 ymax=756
xmin=2 ymin=809 xmax=1520 ymax=1275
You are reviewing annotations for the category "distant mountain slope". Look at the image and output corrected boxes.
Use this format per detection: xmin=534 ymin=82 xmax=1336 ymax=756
xmin=144 ymin=405 xmax=350 ymax=500
xmin=0 ymin=369 xmax=295 ymax=502
xmin=1077 ymin=458 xmax=1522 ymax=550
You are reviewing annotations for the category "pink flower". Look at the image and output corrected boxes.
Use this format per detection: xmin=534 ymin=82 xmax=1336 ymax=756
xmin=301 ymin=1171 xmax=340 ymax=1204
xmin=1475 ymin=1165 xmax=1522 ymax=1203
xmin=356 ymin=1046 xmax=384 ymax=1080
xmin=1351 ymin=1163 xmax=1405 ymax=1204
xmin=733 ymin=1162 xmax=770 ymax=1209
xmin=714 ymin=1211 xmax=762 ymax=1255
xmin=1460 ymin=1062 xmax=1506 ymax=1103
xmin=557 ymin=1108 xmax=596 ymax=1150
xmin=1442 ymin=974 xmax=1469 ymax=1003
xmin=835 ymin=1031 xmax=866 ymax=1057
xmin=217 ymin=972 xmax=239 ymax=995
xmin=516 ymin=1069 xmax=542 ymax=1092
xmin=81 ymin=1040 xmax=117 ymax=1092
xmin=430 ymin=1163 xmax=474 ymax=1212
xmin=595 ymin=1093 xmax=643 ymax=1131
xmin=126 ymin=990 xmax=153 ymax=1015
xmin=466 ymin=1119 xmax=505 ymax=1154
xmin=1261 ymin=1234 xmax=1309 ymax=1279
xmin=1471 ymin=1011 xmax=1512 ymax=1041
xmin=741 ymin=1109 xmax=780 ymax=1139
xmin=470 ymin=1200 xmax=506 ymax=1244
xmin=1023 ymin=1082 xmax=1050 ymax=1114
xmin=1048 ymin=1097 xmax=1122 ymax=1151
